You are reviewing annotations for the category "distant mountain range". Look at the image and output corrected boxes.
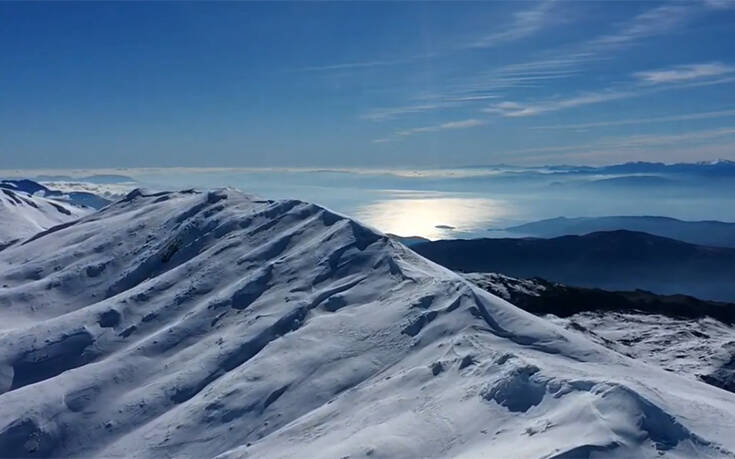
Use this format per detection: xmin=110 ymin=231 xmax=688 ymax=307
xmin=442 ymin=159 xmax=735 ymax=194
xmin=457 ymin=159 xmax=735 ymax=176
xmin=504 ymin=216 xmax=735 ymax=248
xmin=599 ymin=159 xmax=735 ymax=176
xmin=549 ymin=159 xmax=735 ymax=176
xmin=412 ymin=230 xmax=735 ymax=301
xmin=542 ymin=160 xmax=735 ymax=192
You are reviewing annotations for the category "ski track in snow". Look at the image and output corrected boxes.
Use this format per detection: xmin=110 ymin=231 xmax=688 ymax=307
xmin=0 ymin=189 xmax=734 ymax=458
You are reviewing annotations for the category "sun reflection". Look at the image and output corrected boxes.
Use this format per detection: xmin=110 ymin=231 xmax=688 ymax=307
xmin=354 ymin=195 xmax=509 ymax=240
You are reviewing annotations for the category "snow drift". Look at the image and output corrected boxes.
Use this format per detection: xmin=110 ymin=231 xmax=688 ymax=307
xmin=0 ymin=189 xmax=734 ymax=458
xmin=0 ymin=188 xmax=91 ymax=249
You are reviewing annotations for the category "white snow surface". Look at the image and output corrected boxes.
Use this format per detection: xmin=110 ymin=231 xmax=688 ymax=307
xmin=463 ymin=272 xmax=735 ymax=384
xmin=0 ymin=189 xmax=91 ymax=248
xmin=0 ymin=189 xmax=734 ymax=458
xmin=548 ymin=312 xmax=735 ymax=384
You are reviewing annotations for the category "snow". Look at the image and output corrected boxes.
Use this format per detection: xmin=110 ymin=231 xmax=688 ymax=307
xmin=463 ymin=271 xmax=735 ymax=391
xmin=0 ymin=188 xmax=91 ymax=249
xmin=1 ymin=189 xmax=734 ymax=458
xmin=547 ymin=312 xmax=735 ymax=391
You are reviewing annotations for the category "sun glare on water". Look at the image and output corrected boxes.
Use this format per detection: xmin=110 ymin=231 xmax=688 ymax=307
xmin=354 ymin=195 xmax=509 ymax=240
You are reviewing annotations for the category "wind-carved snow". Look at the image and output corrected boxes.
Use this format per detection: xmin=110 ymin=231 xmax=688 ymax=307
xmin=0 ymin=188 xmax=91 ymax=249
xmin=0 ymin=189 xmax=734 ymax=458
xmin=547 ymin=312 xmax=735 ymax=392
xmin=463 ymin=272 xmax=735 ymax=392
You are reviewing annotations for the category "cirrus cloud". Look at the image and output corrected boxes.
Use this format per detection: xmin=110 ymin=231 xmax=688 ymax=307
xmin=484 ymin=90 xmax=634 ymax=117
xmin=373 ymin=118 xmax=487 ymax=143
xmin=635 ymin=62 xmax=735 ymax=84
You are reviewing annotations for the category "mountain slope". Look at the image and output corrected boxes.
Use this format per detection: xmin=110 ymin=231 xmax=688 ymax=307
xmin=505 ymin=216 xmax=735 ymax=248
xmin=463 ymin=272 xmax=735 ymax=394
xmin=0 ymin=188 xmax=91 ymax=249
xmin=413 ymin=231 xmax=735 ymax=301
xmin=1 ymin=190 xmax=735 ymax=458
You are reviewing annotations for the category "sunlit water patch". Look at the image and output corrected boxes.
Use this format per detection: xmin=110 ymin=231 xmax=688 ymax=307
xmin=354 ymin=192 xmax=511 ymax=240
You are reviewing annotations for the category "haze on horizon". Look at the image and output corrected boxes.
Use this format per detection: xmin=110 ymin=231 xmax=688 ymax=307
xmin=2 ymin=1 xmax=735 ymax=169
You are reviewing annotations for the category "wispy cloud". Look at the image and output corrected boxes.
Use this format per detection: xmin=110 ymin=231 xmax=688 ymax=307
xmin=444 ymin=94 xmax=500 ymax=102
xmin=463 ymin=3 xmax=698 ymax=93
xmin=373 ymin=118 xmax=486 ymax=143
xmin=361 ymin=103 xmax=458 ymax=122
xmin=300 ymin=51 xmax=441 ymax=73
xmin=372 ymin=137 xmax=398 ymax=144
xmin=457 ymin=3 xmax=701 ymax=100
xmin=301 ymin=60 xmax=406 ymax=72
xmin=702 ymin=0 xmax=735 ymax=9
xmin=532 ymin=109 xmax=735 ymax=130
xmin=484 ymin=90 xmax=633 ymax=117
xmin=635 ymin=62 xmax=735 ymax=84
xmin=467 ymin=0 xmax=562 ymax=48
xmin=616 ymin=126 xmax=735 ymax=147
xmin=307 ymin=1 xmax=567 ymax=74
xmin=304 ymin=2 xmax=563 ymax=73
xmin=364 ymin=56 xmax=582 ymax=122
xmin=485 ymin=61 xmax=735 ymax=119
xmin=590 ymin=4 xmax=693 ymax=50
xmin=366 ymin=2 xmax=703 ymax=121
xmin=362 ymin=2 xmax=729 ymax=126
xmin=396 ymin=119 xmax=486 ymax=136
xmin=412 ymin=91 xmax=502 ymax=103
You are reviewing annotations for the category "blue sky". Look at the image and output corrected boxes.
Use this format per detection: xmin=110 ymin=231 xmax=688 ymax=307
xmin=2 ymin=1 xmax=735 ymax=168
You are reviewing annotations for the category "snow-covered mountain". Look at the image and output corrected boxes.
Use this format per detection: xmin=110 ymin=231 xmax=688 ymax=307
xmin=1 ymin=189 xmax=735 ymax=458
xmin=0 ymin=188 xmax=91 ymax=249
xmin=1 ymin=179 xmax=113 ymax=210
